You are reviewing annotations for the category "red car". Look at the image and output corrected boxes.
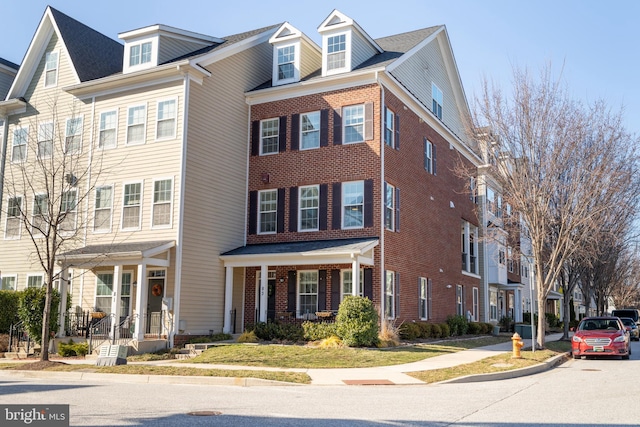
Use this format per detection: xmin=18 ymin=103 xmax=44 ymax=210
xmin=572 ymin=316 xmax=631 ymax=360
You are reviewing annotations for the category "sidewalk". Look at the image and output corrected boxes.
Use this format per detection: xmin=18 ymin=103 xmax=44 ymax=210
xmin=1 ymin=333 xmax=567 ymax=386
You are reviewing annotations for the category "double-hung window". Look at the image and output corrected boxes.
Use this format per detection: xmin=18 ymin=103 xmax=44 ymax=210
xmin=65 ymin=117 xmax=83 ymax=153
xmin=327 ymin=34 xmax=346 ymax=71
xmin=341 ymin=269 xmax=363 ymax=301
xmin=432 ymin=83 xmax=443 ymax=119
xmin=27 ymin=274 xmax=43 ymax=288
xmin=122 ymin=183 xmax=142 ymax=230
xmin=258 ymin=189 xmax=277 ymax=234
xmin=156 ymin=99 xmax=176 ymax=140
xmin=5 ymin=196 xmax=22 ymax=239
xmin=385 ymin=271 xmax=395 ymax=319
xmin=38 ymin=123 xmax=53 ymax=158
xmin=120 ymin=272 xmax=132 ymax=318
xmin=300 ymin=112 xmax=320 ymax=150
xmin=298 ymin=271 xmax=318 ymax=316
xmin=385 ymin=108 xmax=394 ymax=147
xmin=152 ymin=179 xmax=172 ymax=227
xmin=343 ymin=105 xmax=364 ymax=144
xmin=44 ymin=51 xmax=59 ymax=87
xmin=299 ymin=185 xmax=319 ymax=231
xmin=342 ymin=181 xmax=364 ymax=229
xmin=130 ymin=42 xmax=152 ymax=66
xmin=456 ymin=285 xmax=464 ymax=316
xmin=260 ymin=118 xmax=279 ymax=155
xmin=60 ymin=190 xmax=77 ymax=234
xmin=94 ymin=185 xmax=113 ymax=232
xmin=384 ymin=183 xmax=395 ymax=231
xmin=424 ymin=139 xmax=433 ymax=173
xmin=12 ymin=128 xmax=28 ymax=162
xmin=1 ymin=275 xmax=16 ymax=291
xmin=419 ymin=277 xmax=429 ymax=320
xmin=126 ymin=105 xmax=146 ymax=145
xmin=461 ymin=221 xmax=478 ymax=274
xmin=277 ymin=45 xmax=295 ymax=80
xmin=490 ymin=289 xmax=498 ymax=321
xmin=99 ymin=110 xmax=117 ymax=149
xmin=95 ymin=273 xmax=113 ymax=313
xmin=32 ymin=194 xmax=49 ymax=236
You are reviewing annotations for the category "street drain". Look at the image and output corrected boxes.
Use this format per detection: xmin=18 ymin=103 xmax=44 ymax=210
xmin=187 ymin=411 xmax=222 ymax=416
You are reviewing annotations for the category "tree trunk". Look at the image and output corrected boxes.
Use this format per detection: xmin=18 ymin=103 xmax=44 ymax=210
xmin=562 ymin=293 xmax=571 ymax=340
xmin=40 ymin=282 xmax=52 ymax=362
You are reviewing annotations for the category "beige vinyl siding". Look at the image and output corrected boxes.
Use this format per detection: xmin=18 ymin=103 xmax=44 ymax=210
xmin=300 ymin=41 xmax=321 ymax=79
xmin=389 ymin=38 xmax=467 ymax=140
xmin=178 ymin=40 xmax=273 ymax=333
xmin=158 ymin=35 xmax=211 ymax=65
xmin=351 ymin=31 xmax=378 ymax=69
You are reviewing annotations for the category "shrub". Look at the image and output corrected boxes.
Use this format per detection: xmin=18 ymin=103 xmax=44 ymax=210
xmin=499 ymin=316 xmax=514 ymax=332
xmin=302 ymin=321 xmax=338 ymax=341
xmin=186 ymin=333 xmax=232 ymax=344
xmin=417 ymin=322 xmax=431 ymax=339
xmin=0 ymin=290 xmax=20 ymax=334
xmin=58 ymin=339 xmax=88 ymax=357
xmin=467 ymin=322 xmax=481 ymax=335
xmin=247 ymin=321 xmax=304 ymax=342
xmin=237 ymin=330 xmax=258 ymax=343
xmin=335 ymin=296 xmax=379 ymax=347
xmin=446 ymin=315 xmax=469 ymax=336
xmin=18 ymin=287 xmax=60 ymax=344
xmin=545 ymin=313 xmax=561 ymax=328
xmin=398 ymin=322 xmax=421 ymax=340
xmin=317 ymin=336 xmax=343 ymax=348
xmin=439 ymin=323 xmax=450 ymax=338
xmin=378 ymin=318 xmax=400 ymax=347
xmin=430 ymin=323 xmax=441 ymax=338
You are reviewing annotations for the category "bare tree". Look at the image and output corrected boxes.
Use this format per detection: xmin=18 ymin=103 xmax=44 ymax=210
xmin=1 ymin=99 xmax=104 ymax=361
xmin=471 ymin=65 xmax=640 ymax=348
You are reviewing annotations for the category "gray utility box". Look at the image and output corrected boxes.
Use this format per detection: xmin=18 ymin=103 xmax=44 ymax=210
xmin=515 ymin=324 xmax=535 ymax=339
xmin=96 ymin=344 xmax=128 ymax=366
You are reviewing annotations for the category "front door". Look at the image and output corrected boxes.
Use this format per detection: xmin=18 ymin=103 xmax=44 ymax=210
xmin=267 ymin=279 xmax=276 ymax=321
xmin=147 ymin=278 xmax=164 ymax=333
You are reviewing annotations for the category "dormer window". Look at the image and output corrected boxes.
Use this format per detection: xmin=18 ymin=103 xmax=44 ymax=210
xmin=130 ymin=42 xmax=152 ymax=67
xmin=327 ymin=34 xmax=346 ymax=71
xmin=432 ymin=83 xmax=443 ymax=120
xmin=277 ymin=46 xmax=295 ymax=80
xmin=44 ymin=51 xmax=59 ymax=87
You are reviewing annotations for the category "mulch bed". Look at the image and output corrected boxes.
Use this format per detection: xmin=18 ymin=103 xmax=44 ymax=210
xmin=13 ymin=360 xmax=67 ymax=370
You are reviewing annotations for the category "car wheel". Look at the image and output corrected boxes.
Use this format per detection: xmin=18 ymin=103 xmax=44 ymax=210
xmin=572 ymin=353 xmax=580 ymax=360
xmin=622 ymin=353 xmax=630 ymax=360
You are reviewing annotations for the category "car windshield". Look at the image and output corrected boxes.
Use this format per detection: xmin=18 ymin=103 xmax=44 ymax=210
xmin=580 ymin=319 xmax=620 ymax=331
xmin=620 ymin=318 xmax=635 ymax=327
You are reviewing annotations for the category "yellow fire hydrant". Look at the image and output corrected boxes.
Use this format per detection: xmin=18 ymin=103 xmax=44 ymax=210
xmin=512 ymin=332 xmax=524 ymax=359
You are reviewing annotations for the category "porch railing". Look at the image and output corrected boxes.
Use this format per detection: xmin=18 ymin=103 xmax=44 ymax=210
xmin=63 ymin=310 xmax=92 ymax=337
xmin=146 ymin=311 xmax=164 ymax=338
xmin=8 ymin=321 xmax=31 ymax=354
xmin=88 ymin=314 xmax=114 ymax=353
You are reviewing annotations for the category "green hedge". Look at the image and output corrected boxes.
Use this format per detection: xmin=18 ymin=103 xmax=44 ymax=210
xmin=0 ymin=290 xmax=21 ymax=333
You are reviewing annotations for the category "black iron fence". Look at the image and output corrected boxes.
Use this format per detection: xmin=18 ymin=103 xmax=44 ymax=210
xmin=8 ymin=321 xmax=31 ymax=353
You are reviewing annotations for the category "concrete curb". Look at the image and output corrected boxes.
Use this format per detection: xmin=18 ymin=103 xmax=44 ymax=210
xmin=437 ymin=352 xmax=570 ymax=384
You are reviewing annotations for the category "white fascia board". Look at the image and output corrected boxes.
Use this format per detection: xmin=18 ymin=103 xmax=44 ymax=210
xmin=119 ymin=24 xmax=223 ymax=44
xmin=195 ymin=27 xmax=278 ymax=67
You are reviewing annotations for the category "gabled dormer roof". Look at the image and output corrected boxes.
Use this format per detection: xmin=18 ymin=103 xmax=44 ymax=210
xmin=317 ymin=9 xmax=383 ymax=54
xmin=7 ymin=6 xmax=122 ymax=99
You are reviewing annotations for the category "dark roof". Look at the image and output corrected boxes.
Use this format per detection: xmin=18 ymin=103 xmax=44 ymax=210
xmin=221 ymin=237 xmax=378 ymax=257
xmin=49 ymin=7 xmax=123 ymax=81
xmin=0 ymin=57 xmax=19 ymax=70
xmin=62 ymin=240 xmax=174 ymax=257
xmin=164 ymin=24 xmax=281 ymax=65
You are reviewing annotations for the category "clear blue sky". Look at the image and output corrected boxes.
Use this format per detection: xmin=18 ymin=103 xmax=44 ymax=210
xmin=3 ymin=0 xmax=639 ymax=134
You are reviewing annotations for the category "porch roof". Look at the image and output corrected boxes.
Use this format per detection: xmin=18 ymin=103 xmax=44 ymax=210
xmin=220 ymin=237 xmax=379 ymax=268
xmin=59 ymin=240 xmax=175 ymax=267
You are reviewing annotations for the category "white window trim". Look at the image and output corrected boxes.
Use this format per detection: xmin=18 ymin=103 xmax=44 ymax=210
xmin=1 ymin=274 xmax=17 ymax=291
xmin=93 ymin=184 xmax=114 ymax=233
xmin=11 ymin=126 xmax=28 ymax=163
xmin=385 ymin=108 xmax=395 ymax=148
xmin=472 ymin=287 xmax=479 ymax=322
xmin=419 ymin=277 xmax=428 ymax=320
xmin=384 ymin=182 xmax=395 ymax=231
xmin=297 ymin=270 xmax=319 ymax=318
xmin=125 ymin=104 xmax=147 ymax=146
xmin=425 ymin=140 xmax=433 ymax=173
xmin=26 ymin=273 xmax=44 ymax=289
xmin=154 ymin=98 xmax=178 ymax=141
xmin=259 ymin=118 xmax=279 ymax=156
xmin=151 ymin=177 xmax=174 ymax=229
xmin=385 ymin=270 xmax=395 ymax=319
xmin=341 ymin=180 xmax=364 ymax=230
xmin=98 ymin=109 xmax=118 ymax=150
xmin=121 ymin=181 xmax=143 ymax=231
xmin=298 ymin=184 xmax=319 ymax=232
xmin=44 ymin=50 xmax=59 ymax=88
xmin=341 ymin=269 xmax=364 ymax=301
xmin=342 ymin=104 xmax=365 ymax=145
xmin=120 ymin=270 xmax=134 ymax=318
xmin=60 ymin=189 xmax=78 ymax=236
xmin=37 ymin=122 xmax=54 ymax=159
xmin=64 ymin=116 xmax=84 ymax=154
xmin=258 ymin=189 xmax=277 ymax=235
xmin=273 ymin=42 xmax=300 ymax=86
xmin=124 ymin=37 xmax=157 ymax=73
xmin=31 ymin=192 xmax=49 ymax=238
xmin=432 ymin=82 xmax=443 ymax=119
xmin=322 ymin=31 xmax=351 ymax=76
xmin=300 ymin=111 xmax=321 ymax=151
xmin=94 ymin=272 xmax=114 ymax=314
xmin=4 ymin=195 xmax=23 ymax=240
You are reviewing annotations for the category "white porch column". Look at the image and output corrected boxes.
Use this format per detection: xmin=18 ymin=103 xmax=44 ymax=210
xmin=134 ymin=264 xmax=147 ymax=341
xmin=352 ymin=258 xmax=360 ymax=296
xmin=259 ymin=264 xmax=268 ymax=322
xmin=110 ymin=264 xmax=122 ymax=340
xmin=57 ymin=268 xmax=69 ymax=337
xmin=223 ymin=266 xmax=233 ymax=333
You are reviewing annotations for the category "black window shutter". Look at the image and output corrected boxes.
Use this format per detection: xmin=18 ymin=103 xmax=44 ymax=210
xmin=364 ymin=179 xmax=373 ymax=228
xmin=277 ymin=188 xmax=285 ymax=233
xmin=433 ymin=143 xmax=437 ymax=175
xmin=287 ymin=271 xmax=297 ymax=313
xmin=319 ymin=183 xmax=328 ymax=230
xmin=364 ymin=102 xmax=373 ymax=140
xmin=320 ymin=109 xmax=329 ymax=147
xmin=364 ymin=269 xmax=373 ymax=300
xmin=318 ymin=270 xmax=327 ymax=311
xmin=291 ymin=114 xmax=299 ymax=151
xmin=423 ymin=137 xmax=428 ymax=170
xmin=427 ymin=278 xmax=433 ymax=320
xmin=249 ymin=191 xmax=257 ymax=235
xmin=418 ymin=277 xmax=423 ymax=318
xmin=289 ymin=186 xmax=298 ymax=232
xmin=279 ymin=116 xmax=287 ymax=152
xmin=332 ymin=182 xmax=342 ymax=230
xmin=333 ymin=108 xmax=342 ymax=145
xmin=331 ymin=270 xmax=341 ymax=310
xmin=251 ymin=121 xmax=259 ymax=156
xmin=395 ymin=187 xmax=400 ymax=232
xmin=395 ymin=113 xmax=400 ymax=150
xmin=383 ymin=107 xmax=388 ymax=145
xmin=395 ymin=272 xmax=400 ymax=318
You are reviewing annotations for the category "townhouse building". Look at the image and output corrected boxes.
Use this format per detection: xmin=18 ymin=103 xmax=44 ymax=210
xmin=220 ymin=10 xmax=484 ymax=330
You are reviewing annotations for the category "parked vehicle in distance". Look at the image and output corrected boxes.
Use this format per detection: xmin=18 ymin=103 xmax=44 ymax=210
xmin=611 ymin=309 xmax=640 ymax=325
xmin=572 ymin=316 xmax=630 ymax=360
xmin=620 ymin=317 xmax=639 ymax=341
